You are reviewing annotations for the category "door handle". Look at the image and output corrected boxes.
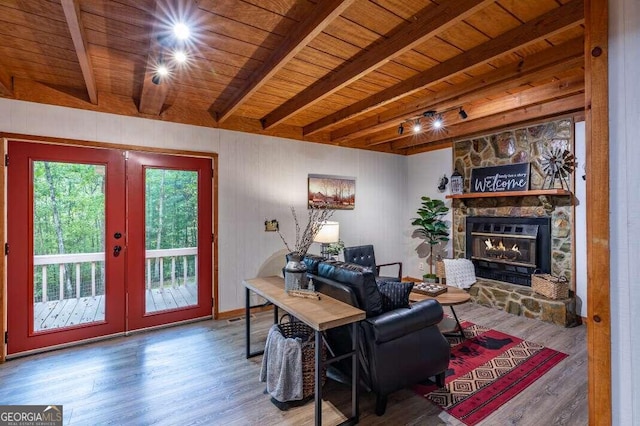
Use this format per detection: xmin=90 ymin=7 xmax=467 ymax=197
xmin=113 ymin=245 xmax=122 ymax=257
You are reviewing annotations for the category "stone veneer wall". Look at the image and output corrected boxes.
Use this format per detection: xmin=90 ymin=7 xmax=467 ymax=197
xmin=470 ymin=279 xmax=579 ymax=327
xmin=452 ymin=118 xmax=574 ymax=283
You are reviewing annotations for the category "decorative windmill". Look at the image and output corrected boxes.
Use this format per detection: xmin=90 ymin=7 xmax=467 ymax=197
xmin=540 ymin=147 xmax=576 ymax=190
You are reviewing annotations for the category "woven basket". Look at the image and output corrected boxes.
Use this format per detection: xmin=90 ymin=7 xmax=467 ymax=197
xmin=531 ymin=274 xmax=569 ymax=300
xmin=277 ymin=315 xmax=327 ymax=400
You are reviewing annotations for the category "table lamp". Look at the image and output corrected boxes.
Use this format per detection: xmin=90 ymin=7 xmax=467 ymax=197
xmin=314 ymin=221 xmax=339 ymax=258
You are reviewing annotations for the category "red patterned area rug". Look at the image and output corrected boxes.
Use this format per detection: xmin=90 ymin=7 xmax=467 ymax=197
xmin=413 ymin=321 xmax=568 ymax=426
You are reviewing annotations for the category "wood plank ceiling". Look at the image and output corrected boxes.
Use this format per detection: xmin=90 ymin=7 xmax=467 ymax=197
xmin=0 ymin=0 xmax=585 ymax=155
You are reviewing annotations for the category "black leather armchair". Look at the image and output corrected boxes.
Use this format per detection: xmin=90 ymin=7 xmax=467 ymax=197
xmin=343 ymin=244 xmax=402 ymax=282
xmin=309 ymin=260 xmax=450 ymax=416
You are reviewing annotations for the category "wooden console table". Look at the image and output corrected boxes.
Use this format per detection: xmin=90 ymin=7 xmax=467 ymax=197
xmin=243 ymin=276 xmax=366 ymax=426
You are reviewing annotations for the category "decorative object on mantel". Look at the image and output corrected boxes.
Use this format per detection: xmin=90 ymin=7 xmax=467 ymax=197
xmin=469 ymin=163 xmax=530 ymax=193
xmin=540 ymin=147 xmax=576 ymax=190
xmin=278 ymin=205 xmax=335 ymax=291
xmin=531 ymin=273 xmax=569 ymax=300
xmin=411 ymin=197 xmax=450 ymax=278
xmin=437 ymin=174 xmax=449 ymax=192
xmin=450 ymin=169 xmax=463 ymax=195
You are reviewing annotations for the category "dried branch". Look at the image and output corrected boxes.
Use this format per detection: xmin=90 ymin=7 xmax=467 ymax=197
xmin=277 ymin=204 xmax=335 ymax=255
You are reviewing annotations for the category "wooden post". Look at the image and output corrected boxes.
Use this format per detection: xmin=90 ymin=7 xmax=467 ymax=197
xmin=585 ymin=0 xmax=612 ymax=424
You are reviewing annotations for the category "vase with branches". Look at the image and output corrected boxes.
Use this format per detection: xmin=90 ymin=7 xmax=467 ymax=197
xmin=411 ymin=197 xmax=450 ymax=277
xmin=277 ymin=205 xmax=334 ymax=290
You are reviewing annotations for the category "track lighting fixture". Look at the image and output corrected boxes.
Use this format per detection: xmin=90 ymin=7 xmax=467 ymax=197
xmin=396 ymin=106 xmax=465 ymax=136
xmin=432 ymin=115 xmax=443 ymax=129
xmin=412 ymin=119 xmax=422 ymax=133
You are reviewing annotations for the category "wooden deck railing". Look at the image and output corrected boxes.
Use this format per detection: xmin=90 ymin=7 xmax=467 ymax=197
xmin=145 ymin=247 xmax=197 ymax=290
xmin=33 ymin=247 xmax=197 ymax=302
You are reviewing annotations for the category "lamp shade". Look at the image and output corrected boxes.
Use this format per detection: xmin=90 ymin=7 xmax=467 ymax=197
xmin=314 ymin=221 xmax=339 ymax=243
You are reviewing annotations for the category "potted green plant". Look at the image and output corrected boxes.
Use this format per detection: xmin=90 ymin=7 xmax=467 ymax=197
xmin=411 ymin=196 xmax=450 ymax=281
xmin=325 ymin=240 xmax=345 ymax=259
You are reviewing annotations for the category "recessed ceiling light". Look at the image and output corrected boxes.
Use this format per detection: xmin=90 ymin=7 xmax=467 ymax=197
xmin=173 ymin=22 xmax=190 ymax=40
xmin=156 ymin=64 xmax=169 ymax=76
xmin=173 ymin=50 xmax=187 ymax=63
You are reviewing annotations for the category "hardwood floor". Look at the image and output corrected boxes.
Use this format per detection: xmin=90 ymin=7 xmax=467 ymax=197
xmin=0 ymin=303 xmax=587 ymax=425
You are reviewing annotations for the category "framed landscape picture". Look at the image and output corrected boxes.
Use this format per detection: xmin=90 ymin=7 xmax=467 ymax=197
xmin=308 ymin=174 xmax=355 ymax=210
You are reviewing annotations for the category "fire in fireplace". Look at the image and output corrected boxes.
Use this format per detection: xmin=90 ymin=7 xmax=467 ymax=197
xmin=466 ymin=217 xmax=551 ymax=286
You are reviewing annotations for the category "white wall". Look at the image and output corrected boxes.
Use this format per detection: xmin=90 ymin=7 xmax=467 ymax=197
xmin=218 ymin=130 xmax=407 ymax=311
xmin=574 ymin=121 xmax=587 ymax=318
xmin=0 ymin=98 xmax=407 ymax=313
xmin=609 ymin=0 xmax=640 ymax=424
xmin=405 ymin=148 xmax=453 ymax=278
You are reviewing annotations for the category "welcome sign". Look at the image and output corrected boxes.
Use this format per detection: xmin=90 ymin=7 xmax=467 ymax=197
xmin=470 ymin=163 xmax=530 ymax=193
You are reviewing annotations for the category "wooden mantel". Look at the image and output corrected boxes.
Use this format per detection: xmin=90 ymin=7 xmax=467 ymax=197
xmin=446 ymin=188 xmax=571 ymax=199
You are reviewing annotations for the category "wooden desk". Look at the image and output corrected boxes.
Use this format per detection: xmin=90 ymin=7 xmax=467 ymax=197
xmin=243 ymin=276 xmax=365 ymax=426
xmin=408 ymin=283 xmax=471 ymax=339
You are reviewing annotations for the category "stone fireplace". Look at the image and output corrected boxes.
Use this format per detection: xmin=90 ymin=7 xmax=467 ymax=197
xmin=451 ymin=118 xmax=578 ymax=327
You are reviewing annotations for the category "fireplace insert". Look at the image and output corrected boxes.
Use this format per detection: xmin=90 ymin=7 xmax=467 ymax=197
xmin=465 ymin=216 xmax=551 ymax=286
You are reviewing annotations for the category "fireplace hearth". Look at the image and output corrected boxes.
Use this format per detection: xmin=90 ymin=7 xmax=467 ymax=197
xmin=466 ymin=217 xmax=551 ymax=286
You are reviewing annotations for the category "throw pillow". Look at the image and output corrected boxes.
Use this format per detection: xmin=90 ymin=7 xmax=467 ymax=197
xmin=377 ymin=281 xmax=414 ymax=312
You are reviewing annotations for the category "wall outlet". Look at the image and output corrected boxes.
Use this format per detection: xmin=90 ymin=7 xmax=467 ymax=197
xmin=418 ymin=262 xmax=424 ymax=271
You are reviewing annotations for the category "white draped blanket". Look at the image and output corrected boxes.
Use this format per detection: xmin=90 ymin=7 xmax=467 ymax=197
xmin=443 ymin=258 xmax=477 ymax=289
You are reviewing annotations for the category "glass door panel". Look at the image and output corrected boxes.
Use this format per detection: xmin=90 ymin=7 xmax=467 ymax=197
xmin=126 ymin=151 xmax=212 ymax=331
xmin=144 ymin=168 xmax=199 ymax=314
xmin=32 ymin=161 xmax=106 ymax=331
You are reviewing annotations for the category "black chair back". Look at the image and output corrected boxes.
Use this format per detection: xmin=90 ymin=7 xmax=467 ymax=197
xmin=343 ymin=245 xmax=377 ymax=271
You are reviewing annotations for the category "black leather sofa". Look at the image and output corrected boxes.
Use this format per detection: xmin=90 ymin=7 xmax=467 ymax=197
xmin=304 ymin=257 xmax=450 ymax=415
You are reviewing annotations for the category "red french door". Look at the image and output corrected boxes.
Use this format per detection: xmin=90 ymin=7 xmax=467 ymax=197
xmin=6 ymin=141 xmax=212 ymax=355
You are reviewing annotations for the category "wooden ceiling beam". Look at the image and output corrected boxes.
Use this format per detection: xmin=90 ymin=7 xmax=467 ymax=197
xmin=138 ymin=3 xmax=169 ymax=116
xmin=215 ymin=0 xmax=355 ymax=123
xmin=304 ymin=0 xmax=585 ymax=135
xmin=0 ymin=67 xmax=12 ymax=96
xmin=394 ymin=93 xmax=585 ymax=152
xmin=400 ymin=139 xmax=454 ymax=155
xmin=330 ymin=37 xmax=585 ymax=142
xmin=60 ymin=0 xmax=97 ymax=104
xmin=261 ymin=0 xmax=494 ymax=130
